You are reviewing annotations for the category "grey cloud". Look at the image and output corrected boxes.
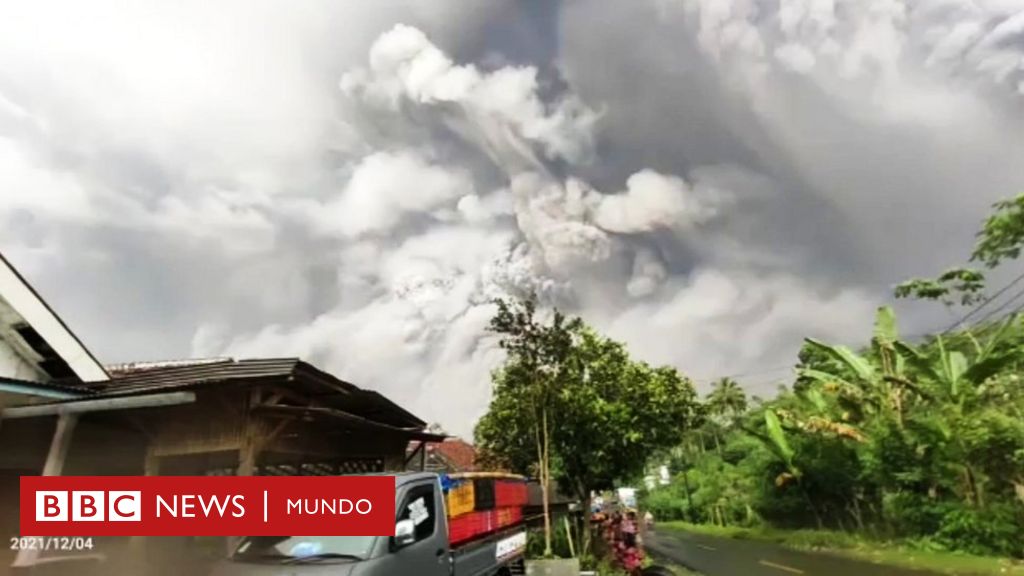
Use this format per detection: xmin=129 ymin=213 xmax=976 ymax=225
xmin=3 ymin=0 xmax=1024 ymax=436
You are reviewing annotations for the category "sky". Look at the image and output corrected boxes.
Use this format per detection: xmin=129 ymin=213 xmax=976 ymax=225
xmin=2 ymin=0 xmax=1024 ymax=437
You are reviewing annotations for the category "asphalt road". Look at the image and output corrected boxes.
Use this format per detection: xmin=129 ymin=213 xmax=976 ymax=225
xmin=646 ymin=529 xmax=943 ymax=576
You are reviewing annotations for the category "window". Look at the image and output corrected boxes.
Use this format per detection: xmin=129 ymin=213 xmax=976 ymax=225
xmin=398 ymin=484 xmax=436 ymax=542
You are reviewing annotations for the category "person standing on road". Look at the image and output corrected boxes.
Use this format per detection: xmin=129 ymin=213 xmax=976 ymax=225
xmin=621 ymin=511 xmax=638 ymax=548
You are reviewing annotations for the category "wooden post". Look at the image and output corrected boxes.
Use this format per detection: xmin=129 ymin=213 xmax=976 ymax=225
xmin=12 ymin=414 xmax=79 ymax=568
xmin=41 ymin=413 xmax=78 ymax=476
xmin=128 ymin=448 xmax=160 ymax=566
xmin=236 ymin=388 xmax=263 ymax=477
xmin=230 ymin=389 xmax=263 ymax=554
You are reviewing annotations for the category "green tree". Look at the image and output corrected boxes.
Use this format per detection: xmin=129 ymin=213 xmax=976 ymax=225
xmin=555 ymin=328 xmax=700 ymax=506
xmin=708 ymin=378 xmax=747 ymax=417
xmin=476 ymin=300 xmax=701 ymax=556
xmin=896 ymin=192 xmax=1024 ymax=306
xmin=477 ymin=296 xmax=581 ymax=556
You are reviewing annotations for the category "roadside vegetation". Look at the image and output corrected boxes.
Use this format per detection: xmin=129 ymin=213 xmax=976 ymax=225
xmin=644 ymin=193 xmax=1024 ymax=568
xmin=477 ymin=193 xmax=1024 ymax=571
xmin=657 ymin=521 xmax=1024 ymax=575
xmin=475 ymin=297 xmax=701 ymax=563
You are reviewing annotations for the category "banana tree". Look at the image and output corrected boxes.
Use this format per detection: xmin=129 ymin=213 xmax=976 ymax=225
xmin=891 ymin=317 xmax=1024 ymax=506
xmin=797 ymin=306 xmax=916 ymax=428
xmin=895 ymin=317 xmax=1022 ymax=405
xmin=747 ymin=409 xmax=828 ymax=528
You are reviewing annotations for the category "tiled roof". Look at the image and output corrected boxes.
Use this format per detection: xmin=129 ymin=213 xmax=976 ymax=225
xmin=408 ymin=438 xmax=478 ymax=472
xmin=432 ymin=439 xmax=477 ymax=471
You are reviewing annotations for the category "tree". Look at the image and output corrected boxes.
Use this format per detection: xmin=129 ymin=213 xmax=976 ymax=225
xmin=555 ymin=330 xmax=699 ymax=524
xmin=708 ymin=378 xmax=747 ymax=418
xmin=477 ymin=296 xmax=580 ymax=557
xmin=476 ymin=300 xmax=701 ymax=556
xmin=895 ymin=192 xmax=1024 ymax=306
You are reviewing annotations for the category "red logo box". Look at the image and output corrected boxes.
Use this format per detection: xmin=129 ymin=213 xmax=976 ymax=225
xmin=20 ymin=476 xmax=396 ymax=536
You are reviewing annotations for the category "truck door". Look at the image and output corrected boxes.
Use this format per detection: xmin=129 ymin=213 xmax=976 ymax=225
xmin=390 ymin=482 xmax=448 ymax=575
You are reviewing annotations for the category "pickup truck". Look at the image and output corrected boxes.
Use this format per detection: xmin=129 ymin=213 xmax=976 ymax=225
xmin=211 ymin=472 xmax=528 ymax=576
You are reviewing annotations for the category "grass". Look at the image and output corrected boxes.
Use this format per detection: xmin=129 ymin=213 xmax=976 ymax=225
xmin=658 ymin=521 xmax=1024 ymax=575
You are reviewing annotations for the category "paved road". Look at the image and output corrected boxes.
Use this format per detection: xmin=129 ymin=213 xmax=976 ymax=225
xmin=646 ymin=529 xmax=942 ymax=576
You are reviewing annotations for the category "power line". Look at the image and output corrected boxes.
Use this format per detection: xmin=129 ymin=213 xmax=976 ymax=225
xmin=695 ymin=283 xmax=1024 ymax=387
xmin=697 ymin=327 xmax=959 ymax=387
xmin=943 ymin=269 xmax=1024 ymax=333
xmin=967 ymin=284 xmax=1024 ymax=327
xmin=721 ymin=365 xmax=793 ymax=380
xmin=981 ymin=297 xmax=1024 ymax=327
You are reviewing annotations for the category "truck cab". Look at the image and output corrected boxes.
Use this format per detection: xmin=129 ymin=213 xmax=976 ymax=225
xmin=213 ymin=472 xmax=527 ymax=576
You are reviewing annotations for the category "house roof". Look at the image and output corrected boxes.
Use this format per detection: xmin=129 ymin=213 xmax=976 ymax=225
xmin=407 ymin=438 xmax=478 ymax=472
xmin=432 ymin=439 xmax=477 ymax=471
xmin=40 ymin=356 xmax=427 ymax=430
xmin=0 ymin=251 xmax=108 ymax=383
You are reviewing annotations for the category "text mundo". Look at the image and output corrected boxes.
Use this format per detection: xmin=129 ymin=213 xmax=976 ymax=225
xmin=20 ymin=476 xmax=396 ymax=537
xmin=287 ymin=498 xmax=373 ymax=515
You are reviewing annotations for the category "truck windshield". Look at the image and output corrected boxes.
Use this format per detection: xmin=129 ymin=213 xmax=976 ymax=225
xmin=232 ymin=536 xmax=375 ymax=562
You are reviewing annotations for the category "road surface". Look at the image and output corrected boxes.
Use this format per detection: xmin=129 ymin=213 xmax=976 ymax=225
xmin=646 ymin=528 xmax=943 ymax=576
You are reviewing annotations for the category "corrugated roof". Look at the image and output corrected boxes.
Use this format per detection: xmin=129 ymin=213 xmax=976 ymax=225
xmin=47 ymin=357 xmax=427 ymax=429
xmin=105 ymin=357 xmax=233 ymax=375
xmin=86 ymin=357 xmax=301 ymax=395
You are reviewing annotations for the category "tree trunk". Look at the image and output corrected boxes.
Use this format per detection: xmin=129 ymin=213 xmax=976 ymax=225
xmin=578 ymin=487 xmax=592 ymax=559
xmin=681 ymin=468 xmax=695 ymax=522
xmin=963 ymin=464 xmax=983 ymax=507
xmin=847 ymin=496 xmax=865 ymax=530
xmin=798 ymin=482 xmax=824 ymax=530
xmin=541 ymin=407 xmax=553 ymax=556
xmin=1012 ymin=478 xmax=1024 ymax=506
xmin=892 ymin=389 xmax=904 ymax=430
xmin=533 ymin=402 xmax=552 ymax=557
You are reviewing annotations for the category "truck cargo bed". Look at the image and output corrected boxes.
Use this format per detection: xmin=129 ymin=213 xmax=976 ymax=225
xmin=452 ymin=525 xmax=527 ymax=576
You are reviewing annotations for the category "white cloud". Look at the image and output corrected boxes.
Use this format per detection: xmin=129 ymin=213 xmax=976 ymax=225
xmin=319 ymin=151 xmax=475 ymax=237
xmin=342 ymin=24 xmax=599 ymax=165
xmin=5 ymin=2 xmax=1024 ymax=437
xmin=593 ymin=170 xmax=719 ymax=233
xmin=602 ymin=268 xmax=878 ymax=389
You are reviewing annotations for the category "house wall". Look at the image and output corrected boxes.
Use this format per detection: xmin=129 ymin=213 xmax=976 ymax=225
xmin=144 ymin=391 xmax=247 ymax=458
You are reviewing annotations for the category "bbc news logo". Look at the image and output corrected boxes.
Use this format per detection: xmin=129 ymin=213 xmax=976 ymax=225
xmin=21 ymin=476 xmax=395 ymax=537
xmin=36 ymin=491 xmax=141 ymax=522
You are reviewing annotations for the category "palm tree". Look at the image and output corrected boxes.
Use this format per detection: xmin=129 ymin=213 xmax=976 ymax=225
xmin=703 ymin=378 xmax=748 ymax=455
xmin=708 ymin=378 xmax=748 ymax=418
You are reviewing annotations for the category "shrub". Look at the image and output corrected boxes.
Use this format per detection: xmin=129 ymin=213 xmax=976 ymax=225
xmin=935 ymin=504 xmax=1024 ymax=557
